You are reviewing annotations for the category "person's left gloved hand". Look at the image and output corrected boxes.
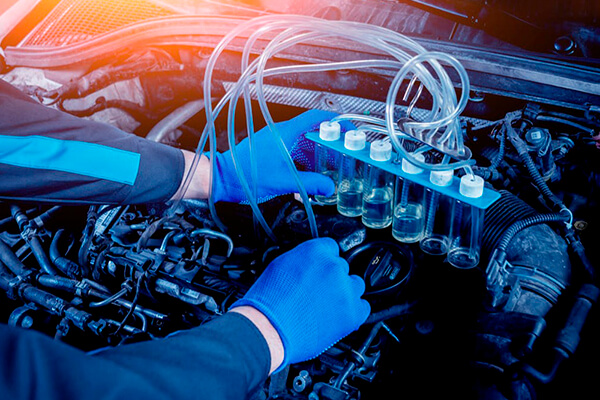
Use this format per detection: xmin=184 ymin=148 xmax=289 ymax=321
xmin=231 ymin=237 xmax=371 ymax=370
xmin=210 ymin=110 xmax=354 ymax=203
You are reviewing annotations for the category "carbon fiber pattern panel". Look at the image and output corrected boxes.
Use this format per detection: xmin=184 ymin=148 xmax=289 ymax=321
xmin=21 ymin=0 xmax=176 ymax=47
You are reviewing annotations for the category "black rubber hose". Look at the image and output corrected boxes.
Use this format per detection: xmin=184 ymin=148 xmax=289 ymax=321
xmin=0 ymin=269 xmax=72 ymax=312
xmin=496 ymin=213 xmax=570 ymax=262
xmin=31 ymin=206 xmax=61 ymax=229
xmin=541 ymin=111 xmax=596 ymax=127
xmin=37 ymin=274 xmax=80 ymax=293
xmin=28 ymin=236 xmax=60 ymax=276
xmin=564 ymin=229 xmax=597 ymax=283
xmin=522 ymin=284 xmax=599 ymax=384
xmin=20 ymin=284 xmax=69 ymax=315
xmin=0 ymin=274 xmax=11 ymax=291
xmin=535 ymin=115 xmax=595 ymax=136
xmin=50 ymin=229 xmax=87 ymax=279
xmin=0 ymin=260 xmax=14 ymax=278
xmin=10 ymin=205 xmax=59 ymax=275
xmin=365 ymin=302 xmax=414 ymax=325
xmin=0 ymin=239 xmax=29 ymax=276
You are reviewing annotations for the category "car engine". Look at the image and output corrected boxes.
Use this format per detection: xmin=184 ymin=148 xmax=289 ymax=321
xmin=0 ymin=1 xmax=599 ymax=399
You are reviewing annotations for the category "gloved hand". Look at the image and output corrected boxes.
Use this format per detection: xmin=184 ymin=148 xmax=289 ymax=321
xmin=231 ymin=237 xmax=371 ymax=369
xmin=211 ymin=109 xmax=354 ymax=203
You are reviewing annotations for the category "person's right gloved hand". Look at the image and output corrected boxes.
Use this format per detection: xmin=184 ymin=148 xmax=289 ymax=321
xmin=209 ymin=110 xmax=355 ymax=203
xmin=231 ymin=237 xmax=371 ymax=370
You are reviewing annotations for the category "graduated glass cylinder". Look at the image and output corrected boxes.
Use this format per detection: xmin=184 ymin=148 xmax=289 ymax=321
xmin=314 ymin=121 xmax=342 ymax=205
xmin=447 ymin=201 xmax=485 ymax=269
xmin=420 ymin=189 xmax=454 ymax=255
xmin=337 ymin=154 xmax=364 ymax=217
xmin=314 ymin=144 xmax=339 ymax=204
xmin=392 ymin=177 xmax=426 ymax=243
xmin=419 ymin=170 xmax=455 ymax=256
xmin=392 ymin=155 xmax=426 ymax=243
xmin=362 ymin=164 xmax=394 ymax=228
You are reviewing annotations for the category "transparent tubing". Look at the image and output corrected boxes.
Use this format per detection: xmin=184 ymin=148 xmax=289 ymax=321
xmin=174 ymin=15 xmax=473 ymax=240
xmin=385 ymin=52 xmax=471 ymax=162
xmin=201 ymin=19 xmax=298 ymax=240
xmin=227 ymin=60 xmax=417 ymax=237
xmin=199 ymin=53 xmax=448 ymax=230
xmin=252 ymin=26 xmax=444 ymax=225
xmin=213 ymin=18 xmax=452 ymax=188
xmin=334 ymin=120 xmax=472 ymax=171
xmin=251 ymin=21 xmax=452 ymax=130
xmin=199 ymin=57 xmax=429 ymax=237
xmin=251 ymin=29 xmax=403 ymax=235
xmin=230 ymin=56 xmax=437 ymax=234
xmin=225 ymin=26 xmax=414 ymax=237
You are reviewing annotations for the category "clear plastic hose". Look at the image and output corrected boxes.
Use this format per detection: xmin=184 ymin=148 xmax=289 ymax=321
xmin=172 ymin=14 xmax=473 ymax=241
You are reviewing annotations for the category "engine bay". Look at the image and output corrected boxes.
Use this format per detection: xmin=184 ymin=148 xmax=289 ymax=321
xmin=1 ymin=1 xmax=600 ymax=399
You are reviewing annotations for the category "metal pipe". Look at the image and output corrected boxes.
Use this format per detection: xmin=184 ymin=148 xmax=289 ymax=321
xmin=146 ymin=100 xmax=204 ymax=143
xmin=89 ymin=288 xmax=129 ymax=308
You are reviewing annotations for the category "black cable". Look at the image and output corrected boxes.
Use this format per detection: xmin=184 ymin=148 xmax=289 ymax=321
xmin=89 ymin=287 xmax=129 ymax=308
xmin=365 ymin=302 xmax=415 ymax=325
xmin=114 ymin=273 xmax=145 ymax=336
xmin=60 ymin=97 xmax=156 ymax=123
xmin=541 ymin=111 xmax=597 ymax=127
xmin=535 ymin=115 xmax=595 ymax=136
xmin=497 ymin=213 xmax=570 ymax=255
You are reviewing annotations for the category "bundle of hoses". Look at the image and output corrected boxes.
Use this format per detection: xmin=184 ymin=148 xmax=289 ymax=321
xmin=171 ymin=14 xmax=473 ymax=241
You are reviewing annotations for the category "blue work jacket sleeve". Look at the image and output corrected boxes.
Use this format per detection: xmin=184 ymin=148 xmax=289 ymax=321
xmin=0 ymin=312 xmax=270 ymax=400
xmin=0 ymin=79 xmax=185 ymax=205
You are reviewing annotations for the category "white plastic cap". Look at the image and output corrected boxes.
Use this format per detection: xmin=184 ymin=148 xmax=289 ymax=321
xmin=369 ymin=140 xmax=393 ymax=161
xmin=344 ymin=130 xmax=367 ymax=151
xmin=402 ymin=153 xmax=425 ymax=175
xmin=319 ymin=121 xmax=341 ymax=141
xmin=460 ymin=175 xmax=485 ymax=198
xmin=430 ymin=170 xmax=454 ymax=187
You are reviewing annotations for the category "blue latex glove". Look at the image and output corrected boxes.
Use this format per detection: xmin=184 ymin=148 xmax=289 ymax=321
xmin=211 ymin=110 xmax=354 ymax=203
xmin=232 ymin=238 xmax=371 ymax=369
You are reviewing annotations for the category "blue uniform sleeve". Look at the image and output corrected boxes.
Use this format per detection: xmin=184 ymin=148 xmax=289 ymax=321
xmin=0 ymin=79 xmax=185 ymax=205
xmin=0 ymin=313 xmax=270 ymax=400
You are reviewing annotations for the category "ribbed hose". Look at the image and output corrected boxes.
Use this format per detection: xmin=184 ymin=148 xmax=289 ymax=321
xmin=482 ymin=191 xmax=537 ymax=257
